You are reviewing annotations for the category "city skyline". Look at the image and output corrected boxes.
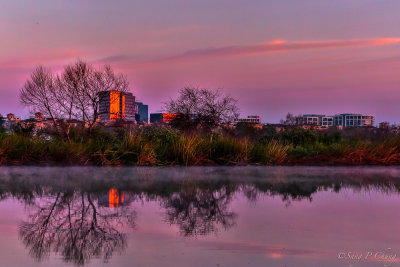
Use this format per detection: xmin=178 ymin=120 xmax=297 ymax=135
xmin=1 ymin=0 xmax=400 ymax=123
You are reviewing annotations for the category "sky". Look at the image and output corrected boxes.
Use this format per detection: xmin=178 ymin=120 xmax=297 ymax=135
xmin=1 ymin=0 xmax=400 ymax=123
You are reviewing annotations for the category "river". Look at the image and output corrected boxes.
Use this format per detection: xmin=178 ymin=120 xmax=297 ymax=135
xmin=0 ymin=166 xmax=399 ymax=267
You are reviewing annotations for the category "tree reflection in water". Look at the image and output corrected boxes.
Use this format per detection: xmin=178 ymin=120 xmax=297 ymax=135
xmin=162 ymin=185 xmax=237 ymax=236
xmin=19 ymin=189 xmax=135 ymax=266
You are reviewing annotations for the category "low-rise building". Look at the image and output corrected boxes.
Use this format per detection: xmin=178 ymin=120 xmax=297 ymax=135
xmin=3 ymin=113 xmax=21 ymax=131
xmin=334 ymin=114 xmax=374 ymax=127
xmin=149 ymin=113 xmax=200 ymax=124
xmin=135 ymin=102 xmax=149 ymax=123
xmin=321 ymin=116 xmax=334 ymax=126
xmin=299 ymin=113 xmax=374 ymax=128
xmin=299 ymin=114 xmax=324 ymax=125
xmin=150 ymin=113 xmax=180 ymax=123
xmin=7 ymin=113 xmax=15 ymax=121
xmin=35 ymin=112 xmax=43 ymax=122
xmin=235 ymin=115 xmax=261 ymax=124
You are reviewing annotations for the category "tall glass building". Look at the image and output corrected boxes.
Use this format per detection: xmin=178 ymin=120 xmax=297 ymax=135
xmin=98 ymin=91 xmax=138 ymax=122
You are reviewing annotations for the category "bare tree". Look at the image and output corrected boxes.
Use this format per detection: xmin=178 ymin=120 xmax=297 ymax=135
xmin=58 ymin=61 xmax=93 ymax=123
xmin=55 ymin=66 xmax=83 ymax=141
xmin=20 ymin=66 xmax=61 ymax=135
xmin=20 ymin=60 xmax=130 ymax=138
xmin=164 ymin=87 xmax=239 ymax=132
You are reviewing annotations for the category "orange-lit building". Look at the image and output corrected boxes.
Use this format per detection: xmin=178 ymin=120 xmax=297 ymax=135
xmin=162 ymin=113 xmax=180 ymax=123
xmin=7 ymin=113 xmax=15 ymax=120
xmin=150 ymin=113 xmax=182 ymax=123
xmin=148 ymin=113 xmax=200 ymax=124
xmin=98 ymin=91 xmax=138 ymax=122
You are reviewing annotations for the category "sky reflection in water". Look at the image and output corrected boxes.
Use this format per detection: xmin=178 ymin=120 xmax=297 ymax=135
xmin=0 ymin=166 xmax=400 ymax=267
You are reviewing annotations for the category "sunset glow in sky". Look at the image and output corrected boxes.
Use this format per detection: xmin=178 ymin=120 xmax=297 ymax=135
xmin=1 ymin=0 xmax=400 ymax=122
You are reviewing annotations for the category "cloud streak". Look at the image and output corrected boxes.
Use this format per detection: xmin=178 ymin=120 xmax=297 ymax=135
xmin=103 ymin=37 xmax=400 ymax=68
xmin=161 ymin=38 xmax=400 ymax=63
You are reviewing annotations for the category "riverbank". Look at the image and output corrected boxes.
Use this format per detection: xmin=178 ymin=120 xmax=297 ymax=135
xmin=1 ymin=126 xmax=399 ymax=166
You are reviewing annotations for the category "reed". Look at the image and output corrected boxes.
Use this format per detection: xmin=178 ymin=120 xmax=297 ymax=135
xmin=210 ymin=136 xmax=251 ymax=164
xmin=137 ymin=143 xmax=158 ymax=166
xmin=172 ymin=135 xmax=205 ymax=165
xmin=1 ymin=128 xmax=400 ymax=166
xmin=263 ymin=141 xmax=290 ymax=165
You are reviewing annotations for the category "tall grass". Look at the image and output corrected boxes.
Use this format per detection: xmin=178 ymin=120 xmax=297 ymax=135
xmin=210 ymin=136 xmax=251 ymax=164
xmin=263 ymin=141 xmax=290 ymax=165
xmin=1 ymin=128 xmax=400 ymax=166
xmin=173 ymin=135 xmax=205 ymax=165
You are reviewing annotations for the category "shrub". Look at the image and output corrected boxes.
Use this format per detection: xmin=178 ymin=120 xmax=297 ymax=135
xmin=1 ymin=125 xmax=400 ymax=166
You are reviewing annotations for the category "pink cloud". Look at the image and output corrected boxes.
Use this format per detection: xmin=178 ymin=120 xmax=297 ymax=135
xmin=102 ymin=37 xmax=400 ymax=70
xmin=0 ymin=49 xmax=87 ymax=71
xmin=159 ymin=38 xmax=400 ymax=63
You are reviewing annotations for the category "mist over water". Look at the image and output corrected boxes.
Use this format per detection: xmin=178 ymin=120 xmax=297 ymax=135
xmin=0 ymin=166 xmax=399 ymax=267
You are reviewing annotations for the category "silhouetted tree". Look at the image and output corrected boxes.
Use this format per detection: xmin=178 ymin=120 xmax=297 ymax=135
xmin=164 ymin=87 xmax=239 ymax=132
xmin=280 ymin=112 xmax=302 ymax=126
xmin=20 ymin=66 xmax=61 ymax=135
xmin=20 ymin=60 xmax=129 ymax=140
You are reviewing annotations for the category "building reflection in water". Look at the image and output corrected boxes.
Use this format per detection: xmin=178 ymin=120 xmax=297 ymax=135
xmin=98 ymin=188 xmax=125 ymax=208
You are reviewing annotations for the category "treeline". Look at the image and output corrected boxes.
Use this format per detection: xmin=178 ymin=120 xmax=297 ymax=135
xmin=3 ymin=60 xmax=399 ymax=166
xmin=1 ymin=124 xmax=400 ymax=166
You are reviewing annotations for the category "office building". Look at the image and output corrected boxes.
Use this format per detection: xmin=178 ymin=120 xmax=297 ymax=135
xmin=321 ymin=116 xmax=334 ymax=126
xmin=135 ymin=102 xmax=149 ymax=123
xmin=235 ymin=115 xmax=261 ymax=124
xmin=300 ymin=114 xmax=324 ymax=125
xmin=150 ymin=113 xmax=182 ymax=123
xmin=333 ymin=114 xmax=374 ymax=127
xmin=150 ymin=113 xmax=162 ymax=123
xmin=98 ymin=91 xmax=138 ymax=122
xmin=300 ymin=113 xmax=374 ymax=127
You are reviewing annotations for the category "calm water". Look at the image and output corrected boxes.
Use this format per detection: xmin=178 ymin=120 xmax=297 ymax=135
xmin=1 ymin=167 xmax=400 ymax=267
